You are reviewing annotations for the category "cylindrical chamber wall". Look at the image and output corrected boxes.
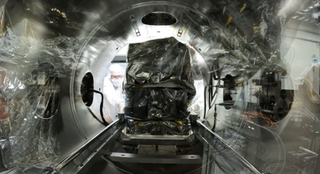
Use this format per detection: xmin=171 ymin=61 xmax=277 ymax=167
xmin=65 ymin=2 xmax=215 ymax=164
xmin=0 ymin=0 xmax=289 ymax=168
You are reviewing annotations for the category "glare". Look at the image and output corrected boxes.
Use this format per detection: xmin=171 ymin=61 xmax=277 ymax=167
xmin=278 ymin=0 xmax=300 ymax=17
xmin=18 ymin=84 xmax=25 ymax=89
xmin=312 ymin=12 xmax=320 ymax=19
xmin=8 ymin=83 xmax=14 ymax=89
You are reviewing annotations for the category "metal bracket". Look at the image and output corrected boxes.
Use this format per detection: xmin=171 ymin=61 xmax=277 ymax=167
xmin=130 ymin=15 xmax=141 ymax=37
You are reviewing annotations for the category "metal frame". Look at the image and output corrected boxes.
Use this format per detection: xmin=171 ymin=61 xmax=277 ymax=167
xmin=107 ymin=153 xmax=202 ymax=164
xmin=54 ymin=117 xmax=265 ymax=174
xmin=120 ymin=136 xmax=196 ymax=145
xmin=193 ymin=120 xmax=263 ymax=174
xmin=56 ymin=120 xmax=125 ymax=174
xmin=122 ymin=127 xmax=194 ymax=140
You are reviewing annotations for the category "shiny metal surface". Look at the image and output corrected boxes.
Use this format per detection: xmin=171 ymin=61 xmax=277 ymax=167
xmin=62 ymin=118 xmax=262 ymax=174
xmin=63 ymin=0 xmax=224 ymax=165
xmin=195 ymin=120 xmax=263 ymax=174
xmin=57 ymin=120 xmax=125 ymax=174
xmin=0 ymin=0 xmax=320 ymax=173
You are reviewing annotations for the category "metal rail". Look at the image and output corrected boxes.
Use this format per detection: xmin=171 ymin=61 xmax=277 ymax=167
xmin=56 ymin=120 xmax=125 ymax=174
xmin=194 ymin=120 xmax=263 ymax=174
xmin=53 ymin=118 xmax=264 ymax=174
xmin=108 ymin=153 xmax=202 ymax=164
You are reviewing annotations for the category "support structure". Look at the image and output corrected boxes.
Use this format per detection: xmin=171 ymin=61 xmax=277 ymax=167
xmin=51 ymin=116 xmax=264 ymax=174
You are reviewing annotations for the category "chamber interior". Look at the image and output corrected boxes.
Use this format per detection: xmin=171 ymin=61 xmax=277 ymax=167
xmin=0 ymin=0 xmax=320 ymax=173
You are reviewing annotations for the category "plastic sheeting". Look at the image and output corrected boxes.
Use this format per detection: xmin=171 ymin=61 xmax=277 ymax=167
xmin=126 ymin=37 xmax=196 ymax=96
xmin=181 ymin=0 xmax=285 ymax=79
xmin=0 ymin=0 xmax=315 ymax=173
xmin=0 ymin=69 xmax=59 ymax=170
xmin=0 ymin=26 xmax=77 ymax=170
xmin=125 ymin=88 xmax=190 ymax=120
xmin=125 ymin=38 xmax=195 ymax=135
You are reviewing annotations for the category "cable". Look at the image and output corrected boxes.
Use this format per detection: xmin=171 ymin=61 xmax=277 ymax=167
xmin=91 ymin=89 xmax=109 ymax=126
xmin=88 ymin=107 xmax=105 ymax=125
xmin=208 ymin=67 xmax=213 ymax=108
xmin=212 ymin=104 xmax=217 ymax=131
xmin=204 ymin=85 xmax=207 ymax=118
xmin=203 ymin=61 xmax=221 ymax=120
xmin=211 ymin=60 xmax=221 ymax=107
xmin=210 ymin=88 xmax=218 ymax=108
xmin=205 ymin=61 xmax=217 ymax=117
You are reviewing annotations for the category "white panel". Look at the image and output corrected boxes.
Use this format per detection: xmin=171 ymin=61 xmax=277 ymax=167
xmin=281 ymin=76 xmax=298 ymax=90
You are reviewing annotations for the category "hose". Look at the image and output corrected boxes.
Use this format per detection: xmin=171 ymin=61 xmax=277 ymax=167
xmin=91 ymin=89 xmax=109 ymax=126
xmin=88 ymin=107 xmax=105 ymax=125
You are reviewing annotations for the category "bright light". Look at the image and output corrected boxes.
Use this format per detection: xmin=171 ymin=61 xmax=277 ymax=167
xmin=278 ymin=0 xmax=300 ymax=17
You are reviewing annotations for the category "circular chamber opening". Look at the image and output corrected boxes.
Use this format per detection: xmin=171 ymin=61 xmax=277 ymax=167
xmin=81 ymin=72 xmax=94 ymax=107
xmin=141 ymin=12 xmax=177 ymax=25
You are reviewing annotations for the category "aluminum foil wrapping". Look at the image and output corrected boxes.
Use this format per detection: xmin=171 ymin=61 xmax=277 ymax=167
xmin=125 ymin=38 xmax=195 ymax=135
xmin=125 ymin=88 xmax=190 ymax=120
xmin=126 ymin=37 xmax=196 ymax=96
xmin=0 ymin=0 xmax=307 ymax=172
